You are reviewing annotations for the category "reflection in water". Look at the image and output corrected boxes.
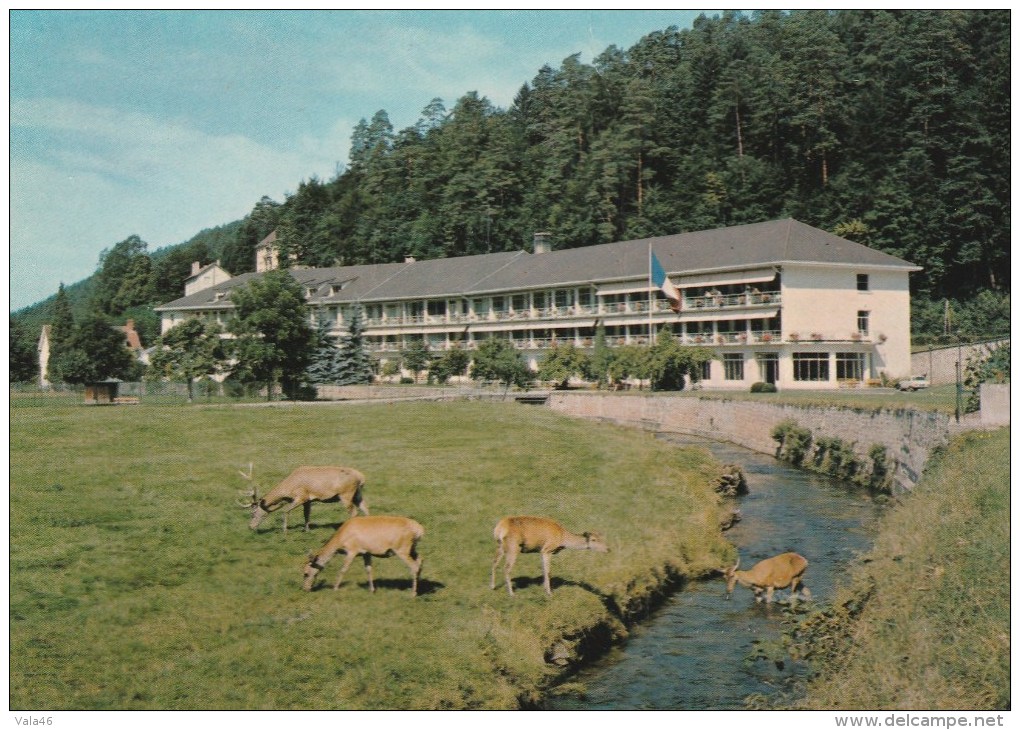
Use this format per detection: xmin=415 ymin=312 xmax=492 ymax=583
xmin=546 ymin=434 xmax=884 ymax=710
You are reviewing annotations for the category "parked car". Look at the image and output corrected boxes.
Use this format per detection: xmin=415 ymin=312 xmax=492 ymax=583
xmin=897 ymin=375 xmax=930 ymax=391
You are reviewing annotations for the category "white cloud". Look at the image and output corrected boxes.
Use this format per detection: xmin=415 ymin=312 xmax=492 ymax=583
xmin=9 ymin=97 xmax=345 ymax=309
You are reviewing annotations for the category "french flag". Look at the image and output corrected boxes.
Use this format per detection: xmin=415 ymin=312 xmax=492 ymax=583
xmin=651 ymin=251 xmax=682 ymax=313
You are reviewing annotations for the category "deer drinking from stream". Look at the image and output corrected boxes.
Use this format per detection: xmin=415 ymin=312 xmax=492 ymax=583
xmin=238 ymin=464 xmax=369 ymax=533
xmin=724 ymin=552 xmax=809 ymax=604
xmin=491 ymin=515 xmax=609 ymax=596
xmin=302 ymin=516 xmax=425 ymax=596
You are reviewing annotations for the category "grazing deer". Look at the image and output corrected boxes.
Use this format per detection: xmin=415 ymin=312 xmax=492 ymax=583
xmin=491 ymin=515 xmax=609 ymax=596
xmin=238 ymin=464 xmax=369 ymax=533
xmin=302 ymin=516 xmax=425 ymax=596
xmin=724 ymin=552 xmax=809 ymax=604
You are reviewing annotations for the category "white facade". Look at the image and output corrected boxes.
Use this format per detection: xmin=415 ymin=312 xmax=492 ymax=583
xmin=154 ymin=219 xmax=921 ymax=390
xmin=184 ymin=261 xmax=232 ymax=296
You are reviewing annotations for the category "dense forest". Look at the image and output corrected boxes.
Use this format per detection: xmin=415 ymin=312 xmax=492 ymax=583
xmin=14 ymin=10 xmax=1011 ymax=352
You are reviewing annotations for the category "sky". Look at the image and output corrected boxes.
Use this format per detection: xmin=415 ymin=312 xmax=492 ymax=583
xmin=9 ymin=9 xmax=717 ymax=312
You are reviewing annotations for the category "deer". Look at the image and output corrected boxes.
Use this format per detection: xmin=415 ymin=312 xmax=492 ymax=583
xmin=238 ymin=464 xmax=369 ymax=533
xmin=723 ymin=552 xmax=809 ymax=604
xmin=491 ymin=515 xmax=609 ymax=596
xmin=302 ymin=516 xmax=425 ymax=596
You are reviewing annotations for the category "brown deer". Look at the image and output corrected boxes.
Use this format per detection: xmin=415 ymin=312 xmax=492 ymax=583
xmin=238 ymin=464 xmax=369 ymax=533
xmin=491 ymin=515 xmax=609 ymax=596
xmin=724 ymin=552 xmax=809 ymax=604
xmin=302 ymin=516 xmax=425 ymax=596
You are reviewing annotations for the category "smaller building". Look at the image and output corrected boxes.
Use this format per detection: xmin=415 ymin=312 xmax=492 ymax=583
xmin=184 ymin=261 xmax=232 ymax=296
xmin=255 ymin=231 xmax=302 ymax=273
xmin=83 ymin=378 xmax=121 ymax=405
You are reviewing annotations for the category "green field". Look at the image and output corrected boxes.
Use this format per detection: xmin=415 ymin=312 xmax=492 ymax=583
xmin=10 ymin=398 xmax=731 ymax=709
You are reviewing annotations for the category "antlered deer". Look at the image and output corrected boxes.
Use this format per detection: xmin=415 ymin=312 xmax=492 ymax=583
xmin=302 ymin=516 xmax=425 ymax=596
xmin=724 ymin=552 xmax=809 ymax=604
xmin=238 ymin=464 xmax=369 ymax=533
xmin=491 ymin=515 xmax=609 ymax=596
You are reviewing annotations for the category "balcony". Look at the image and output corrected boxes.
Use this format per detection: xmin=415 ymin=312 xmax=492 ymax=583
xmin=685 ymin=291 xmax=781 ymax=310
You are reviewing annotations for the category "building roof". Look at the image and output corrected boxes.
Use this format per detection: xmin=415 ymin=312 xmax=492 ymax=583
xmin=116 ymin=320 xmax=143 ymax=351
xmin=155 ymin=219 xmax=920 ymax=311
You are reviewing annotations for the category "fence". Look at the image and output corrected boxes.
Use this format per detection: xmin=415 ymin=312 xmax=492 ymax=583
xmin=910 ymin=338 xmax=1009 ymax=386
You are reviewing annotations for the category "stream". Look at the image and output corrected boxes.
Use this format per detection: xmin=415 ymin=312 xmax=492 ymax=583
xmin=545 ymin=433 xmax=885 ymax=710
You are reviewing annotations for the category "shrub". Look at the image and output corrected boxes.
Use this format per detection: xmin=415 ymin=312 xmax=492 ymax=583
xmin=750 ymin=381 xmax=777 ymax=393
xmin=865 ymin=444 xmax=893 ymax=493
xmin=819 ymin=438 xmax=861 ymax=482
xmin=771 ymin=419 xmax=813 ymax=465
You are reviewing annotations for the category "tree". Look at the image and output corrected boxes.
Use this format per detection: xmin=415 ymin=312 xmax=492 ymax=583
xmin=91 ymin=235 xmax=153 ymax=316
xmin=9 ymin=317 xmax=37 ymax=383
xmin=647 ymin=327 xmax=713 ymax=391
xmin=587 ymin=323 xmax=613 ymax=388
xmin=50 ymin=313 xmax=136 ymax=385
xmin=470 ymin=337 xmax=531 ymax=397
xmin=228 ymin=270 xmax=314 ymax=400
xmin=334 ymin=306 xmax=374 ymax=385
xmin=401 ymin=339 xmax=432 ymax=383
xmin=221 ymin=197 xmax=281 ymax=275
xmin=148 ymin=318 xmax=228 ymax=402
xmin=305 ymin=318 xmax=342 ymax=385
xmin=605 ymin=344 xmax=649 ymax=389
xmin=537 ymin=343 xmax=590 ymax=389
xmin=48 ymin=283 xmax=75 ymax=363
xmin=428 ymin=345 xmax=470 ymax=385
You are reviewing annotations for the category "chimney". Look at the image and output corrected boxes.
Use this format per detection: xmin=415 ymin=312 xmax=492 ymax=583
xmin=191 ymin=261 xmax=201 ymax=276
xmin=533 ymin=232 xmax=551 ymax=254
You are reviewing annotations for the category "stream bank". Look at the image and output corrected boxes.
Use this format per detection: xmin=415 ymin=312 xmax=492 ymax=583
xmin=547 ymin=392 xmax=952 ymax=492
xmin=542 ymin=433 xmax=886 ymax=710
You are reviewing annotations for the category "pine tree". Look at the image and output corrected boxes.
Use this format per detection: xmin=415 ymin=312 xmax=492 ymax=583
xmin=335 ymin=307 xmax=374 ymax=385
xmin=588 ymin=322 xmax=613 ymax=388
xmin=9 ymin=317 xmax=37 ymax=383
xmin=49 ymin=283 xmax=75 ymax=362
xmin=306 ymin=318 xmax=342 ymax=385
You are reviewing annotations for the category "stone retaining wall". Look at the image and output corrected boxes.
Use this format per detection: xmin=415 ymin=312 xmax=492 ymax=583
xmin=980 ymin=384 xmax=1011 ymax=426
xmin=547 ymin=393 xmax=954 ymax=493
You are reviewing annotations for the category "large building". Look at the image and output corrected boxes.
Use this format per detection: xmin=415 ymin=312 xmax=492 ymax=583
xmin=154 ymin=219 xmax=921 ymax=390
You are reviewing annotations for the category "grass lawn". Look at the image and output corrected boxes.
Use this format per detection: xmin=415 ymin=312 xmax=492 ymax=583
xmin=10 ymin=398 xmax=731 ymax=709
xmin=792 ymin=428 xmax=1010 ymax=710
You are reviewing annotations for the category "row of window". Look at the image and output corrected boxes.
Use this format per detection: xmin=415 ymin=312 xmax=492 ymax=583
xmin=719 ymin=352 xmax=867 ymax=382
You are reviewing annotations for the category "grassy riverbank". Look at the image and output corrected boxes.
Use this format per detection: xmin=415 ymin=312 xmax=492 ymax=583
xmin=598 ymin=383 xmax=964 ymax=416
xmin=791 ymin=428 xmax=1010 ymax=710
xmin=10 ymin=399 xmax=731 ymax=709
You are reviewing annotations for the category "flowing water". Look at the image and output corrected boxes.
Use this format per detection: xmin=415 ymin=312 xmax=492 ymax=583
xmin=546 ymin=433 xmax=885 ymax=710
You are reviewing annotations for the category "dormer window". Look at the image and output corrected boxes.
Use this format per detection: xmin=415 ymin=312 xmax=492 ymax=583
xmin=330 ymin=279 xmax=354 ymax=295
xmin=214 ymin=291 xmax=227 ymax=301
xmin=856 ymin=274 xmax=870 ymax=291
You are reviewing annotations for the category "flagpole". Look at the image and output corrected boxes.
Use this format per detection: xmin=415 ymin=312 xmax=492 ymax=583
xmin=648 ymin=243 xmax=654 ymax=347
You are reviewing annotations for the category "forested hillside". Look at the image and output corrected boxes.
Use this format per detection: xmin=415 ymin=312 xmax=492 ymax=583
xmin=14 ymin=10 xmax=1010 ymax=348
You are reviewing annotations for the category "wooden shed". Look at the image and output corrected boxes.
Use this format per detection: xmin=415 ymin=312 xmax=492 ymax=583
xmin=84 ymin=378 xmax=121 ymax=405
